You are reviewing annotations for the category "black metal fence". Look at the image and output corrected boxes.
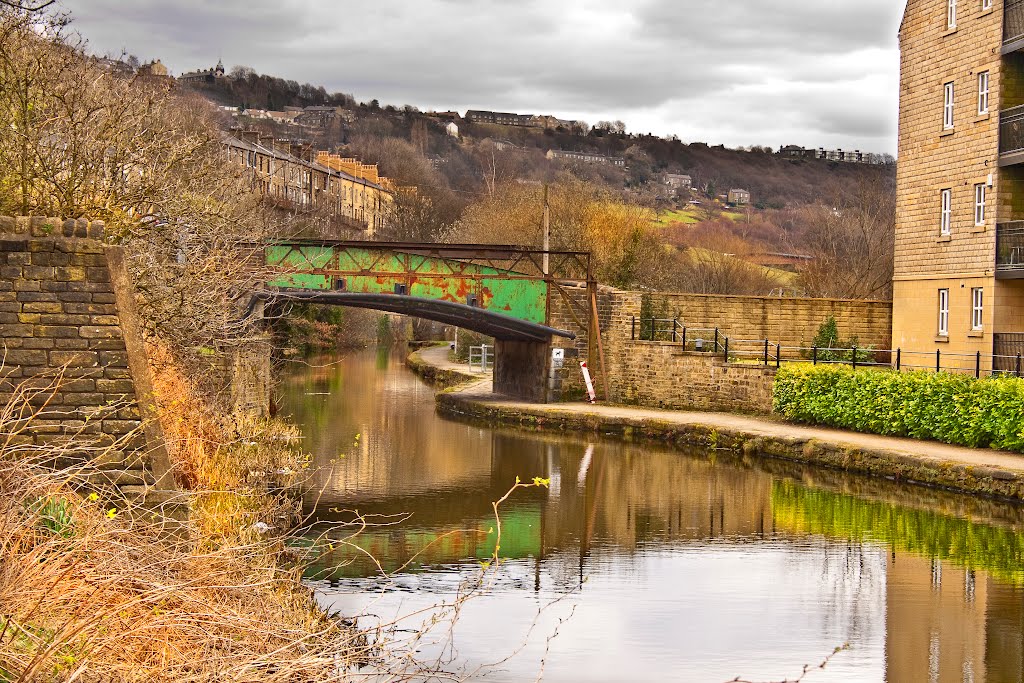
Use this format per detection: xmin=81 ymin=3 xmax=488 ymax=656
xmin=630 ymin=317 xmax=1024 ymax=379
xmin=999 ymin=105 xmax=1024 ymax=157
xmin=1007 ymin=0 xmax=1024 ymax=44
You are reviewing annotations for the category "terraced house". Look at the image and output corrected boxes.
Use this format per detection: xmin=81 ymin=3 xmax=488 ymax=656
xmin=223 ymin=132 xmax=394 ymax=235
xmin=896 ymin=0 xmax=1024 ymax=369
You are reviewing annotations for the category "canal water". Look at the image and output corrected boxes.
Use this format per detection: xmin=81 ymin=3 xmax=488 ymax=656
xmin=279 ymin=349 xmax=1024 ymax=683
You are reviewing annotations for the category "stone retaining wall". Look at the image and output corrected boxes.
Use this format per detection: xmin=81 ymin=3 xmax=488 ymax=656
xmin=547 ymin=287 xmax=892 ymax=411
xmin=0 ymin=216 xmax=168 ymax=479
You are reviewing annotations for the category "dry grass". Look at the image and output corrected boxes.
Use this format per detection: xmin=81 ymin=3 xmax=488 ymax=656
xmin=0 ymin=447 xmax=370 ymax=682
xmin=0 ymin=358 xmax=375 ymax=682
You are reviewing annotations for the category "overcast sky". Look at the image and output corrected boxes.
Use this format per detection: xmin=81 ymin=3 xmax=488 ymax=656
xmin=59 ymin=0 xmax=904 ymax=154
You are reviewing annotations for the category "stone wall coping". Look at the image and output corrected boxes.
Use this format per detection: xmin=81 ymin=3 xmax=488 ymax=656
xmin=620 ymin=291 xmax=892 ymax=306
xmin=0 ymin=216 xmax=105 ymax=240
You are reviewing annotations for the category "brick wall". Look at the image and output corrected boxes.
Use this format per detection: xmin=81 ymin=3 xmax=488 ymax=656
xmin=0 ymin=216 xmax=167 ymax=477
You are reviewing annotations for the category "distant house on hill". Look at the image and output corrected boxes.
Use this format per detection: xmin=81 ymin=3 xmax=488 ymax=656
xmin=728 ymin=189 xmax=751 ymax=205
xmin=295 ymin=106 xmax=339 ymax=127
xmin=178 ymin=59 xmax=226 ymax=84
xmin=137 ymin=59 xmax=172 ymax=81
xmin=466 ymin=110 xmax=533 ymax=126
xmin=547 ymin=149 xmax=626 ymax=166
xmin=665 ymin=173 xmax=692 ymax=192
xmin=445 ymin=122 xmax=460 ymax=138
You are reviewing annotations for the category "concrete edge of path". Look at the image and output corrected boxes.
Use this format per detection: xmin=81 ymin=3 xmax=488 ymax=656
xmin=408 ymin=348 xmax=1024 ymax=503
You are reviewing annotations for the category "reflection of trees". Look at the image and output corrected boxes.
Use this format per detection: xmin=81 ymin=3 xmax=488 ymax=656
xmin=280 ymin=353 xmax=496 ymax=504
xmin=557 ymin=445 xmax=774 ymax=552
xmin=772 ymin=480 xmax=1024 ymax=585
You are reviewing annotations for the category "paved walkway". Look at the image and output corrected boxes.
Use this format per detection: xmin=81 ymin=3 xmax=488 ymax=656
xmin=414 ymin=346 xmax=1024 ymax=479
xmin=417 ymin=344 xmax=493 ymax=379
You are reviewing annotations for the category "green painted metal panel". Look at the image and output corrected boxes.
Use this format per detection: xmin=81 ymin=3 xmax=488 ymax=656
xmin=266 ymin=244 xmax=550 ymax=325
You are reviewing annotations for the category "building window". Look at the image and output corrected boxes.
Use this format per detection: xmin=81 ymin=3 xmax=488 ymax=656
xmin=939 ymin=289 xmax=950 ymax=337
xmin=978 ymin=71 xmax=989 ymax=115
xmin=941 ymin=189 xmax=952 ymax=235
xmin=944 ymin=82 xmax=955 ymax=129
xmin=948 ymin=0 xmax=957 ymax=28
xmin=975 ymin=183 xmax=986 ymax=225
xmin=982 ymin=0 xmax=992 ymax=10
xmin=972 ymin=287 xmax=984 ymax=330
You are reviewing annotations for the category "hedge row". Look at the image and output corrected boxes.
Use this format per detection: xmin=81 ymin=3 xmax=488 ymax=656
xmin=773 ymin=364 xmax=1024 ymax=453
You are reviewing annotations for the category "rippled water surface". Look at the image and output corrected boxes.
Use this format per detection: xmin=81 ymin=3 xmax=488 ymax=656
xmin=279 ymin=349 xmax=1024 ymax=683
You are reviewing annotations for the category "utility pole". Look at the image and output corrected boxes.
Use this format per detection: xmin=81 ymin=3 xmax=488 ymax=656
xmin=542 ymin=184 xmax=551 ymax=276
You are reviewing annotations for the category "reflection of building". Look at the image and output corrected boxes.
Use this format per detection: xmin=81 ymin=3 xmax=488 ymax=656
xmin=223 ymin=131 xmax=394 ymax=234
xmin=886 ymin=555 xmax=988 ymax=683
xmin=886 ymin=555 xmax=1024 ymax=682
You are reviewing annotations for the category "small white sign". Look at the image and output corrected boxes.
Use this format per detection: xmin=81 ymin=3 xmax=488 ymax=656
xmin=552 ymin=348 xmax=566 ymax=361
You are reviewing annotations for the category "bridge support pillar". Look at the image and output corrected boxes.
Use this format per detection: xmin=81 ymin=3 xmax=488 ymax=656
xmin=493 ymin=339 xmax=551 ymax=403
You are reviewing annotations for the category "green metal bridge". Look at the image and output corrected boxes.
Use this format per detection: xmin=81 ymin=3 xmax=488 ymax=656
xmin=263 ymin=240 xmax=595 ymax=343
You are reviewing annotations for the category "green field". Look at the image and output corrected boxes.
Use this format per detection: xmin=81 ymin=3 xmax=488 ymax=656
xmin=654 ymin=206 xmax=745 ymax=226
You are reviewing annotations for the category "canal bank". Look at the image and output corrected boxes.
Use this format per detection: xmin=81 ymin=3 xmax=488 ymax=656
xmin=408 ymin=346 xmax=1024 ymax=502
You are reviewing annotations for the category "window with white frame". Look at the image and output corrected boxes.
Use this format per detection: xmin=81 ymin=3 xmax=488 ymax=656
xmin=978 ymin=71 xmax=990 ymax=115
xmin=971 ymin=287 xmax=984 ymax=330
xmin=939 ymin=289 xmax=950 ymax=336
xmin=941 ymin=189 xmax=952 ymax=235
xmin=982 ymin=0 xmax=992 ymax=10
xmin=948 ymin=0 xmax=957 ymax=28
xmin=975 ymin=183 xmax=987 ymax=225
xmin=944 ymin=82 xmax=955 ymax=129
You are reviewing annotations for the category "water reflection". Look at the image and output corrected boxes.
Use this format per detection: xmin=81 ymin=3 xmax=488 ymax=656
xmin=279 ymin=350 xmax=1024 ymax=683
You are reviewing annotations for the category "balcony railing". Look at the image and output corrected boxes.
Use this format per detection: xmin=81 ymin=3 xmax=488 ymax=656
xmin=1009 ymin=0 xmax=1024 ymax=45
xmin=1000 ymin=105 xmax=1024 ymax=157
xmin=997 ymin=221 xmax=1024 ymax=275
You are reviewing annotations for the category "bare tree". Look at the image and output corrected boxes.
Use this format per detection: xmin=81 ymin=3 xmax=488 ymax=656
xmin=792 ymin=176 xmax=895 ymax=300
xmin=0 ymin=8 xmax=283 ymax=360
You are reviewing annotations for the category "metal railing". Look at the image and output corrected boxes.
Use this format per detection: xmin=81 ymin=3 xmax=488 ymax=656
xmin=628 ymin=317 xmax=1024 ymax=379
xmin=468 ymin=344 xmax=494 ymax=373
xmin=999 ymin=105 xmax=1024 ymax=157
xmin=631 ymin=318 xmax=727 ymax=353
xmin=1007 ymin=0 xmax=1024 ymax=45
xmin=997 ymin=221 xmax=1024 ymax=272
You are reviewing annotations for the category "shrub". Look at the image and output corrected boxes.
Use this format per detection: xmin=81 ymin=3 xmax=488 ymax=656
xmin=773 ymin=364 xmax=1024 ymax=452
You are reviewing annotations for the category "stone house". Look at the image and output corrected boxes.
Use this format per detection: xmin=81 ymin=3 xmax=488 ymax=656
xmin=895 ymin=0 xmax=1024 ymax=369
xmin=727 ymin=189 xmax=751 ymax=205
xmin=223 ymin=132 xmax=395 ymax=235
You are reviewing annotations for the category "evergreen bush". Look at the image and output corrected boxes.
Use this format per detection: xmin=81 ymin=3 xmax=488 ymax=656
xmin=773 ymin=364 xmax=1024 ymax=452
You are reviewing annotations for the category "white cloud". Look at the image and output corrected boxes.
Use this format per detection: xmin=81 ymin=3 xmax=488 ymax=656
xmin=59 ymin=0 xmax=903 ymax=152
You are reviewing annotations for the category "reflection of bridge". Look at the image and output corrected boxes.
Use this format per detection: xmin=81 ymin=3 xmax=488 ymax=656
xmin=264 ymin=240 xmax=605 ymax=401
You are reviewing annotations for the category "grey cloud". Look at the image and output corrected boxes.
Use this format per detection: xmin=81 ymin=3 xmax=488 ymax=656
xmin=59 ymin=0 xmax=902 ymax=152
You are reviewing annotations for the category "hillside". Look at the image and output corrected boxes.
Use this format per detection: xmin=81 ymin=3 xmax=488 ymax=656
xmin=181 ymin=67 xmax=895 ymax=300
xmin=182 ymin=68 xmax=894 ymax=212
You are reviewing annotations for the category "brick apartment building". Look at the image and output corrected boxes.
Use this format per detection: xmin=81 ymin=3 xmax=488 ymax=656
xmin=896 ymin=0 xmax=1024 ymax=369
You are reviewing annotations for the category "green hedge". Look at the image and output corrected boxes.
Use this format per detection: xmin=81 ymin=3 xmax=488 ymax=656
xmin=773 ymin=364 xmax=1024 ymax=452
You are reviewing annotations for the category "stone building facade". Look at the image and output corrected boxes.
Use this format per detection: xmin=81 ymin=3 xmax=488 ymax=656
xmin=224 ymin=132 xmax=395 ymax=235
xmin=895 ymin=0 xmax=1024 ymax=370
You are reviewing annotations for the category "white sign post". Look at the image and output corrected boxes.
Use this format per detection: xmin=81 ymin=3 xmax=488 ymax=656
xmin=580 ymin=361 xmax=597 ymax=403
